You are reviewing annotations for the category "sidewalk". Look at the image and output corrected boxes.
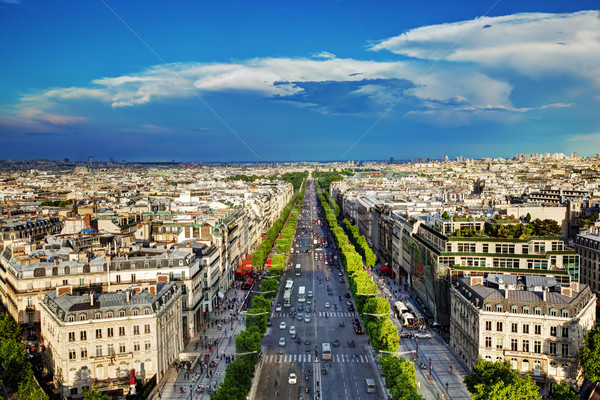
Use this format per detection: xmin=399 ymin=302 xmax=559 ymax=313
xmin=151 ymin=285 xmax=252 ymax=400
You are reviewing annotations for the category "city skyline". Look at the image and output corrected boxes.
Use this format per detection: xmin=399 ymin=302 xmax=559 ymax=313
xmin=1 ymin=0 xmax=599 ymax=162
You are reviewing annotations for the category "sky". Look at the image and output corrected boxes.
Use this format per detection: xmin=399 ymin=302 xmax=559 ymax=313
xmin=0 ymin=0 xmax=599 ymax=162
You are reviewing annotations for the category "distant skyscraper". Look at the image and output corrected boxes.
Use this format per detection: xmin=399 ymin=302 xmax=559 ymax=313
xmin=88 ymin=156 xmax=94 ymax=164
xmin=389 ymin=157 xmax=395 ymax=165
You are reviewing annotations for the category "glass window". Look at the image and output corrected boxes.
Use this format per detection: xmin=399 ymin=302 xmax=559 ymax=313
xmin=534 ymin=307 xmax=542 ymax=315
xmin=69 ymin=349 xmax=76 ymax=360
xmin=107 ymin=328 xmax=113 ymax=337
xmin=523 ymin=306 xmax=529 ymax=314
xmin=485 ymin=304 xmax=492 ymax=311
xmin=534 ymin=341 xmax=541 ymax=353
xmin=485 ymin=337 xmax=492 ymax=348
xmin=80 ymin=347 xmax=87 ymax=358
xmin=69 ymin=332 xmax=76 ymax=341
xmin=80 ymin=331 xmax=87 ymax=341
xmin=496 ymin=305 xmax=503 ymax=312
xmin=95 ymin=329 xmax=102 ymax=339
xmin=119 ymin=327 xmax=125 ymax=336
xmin=119 ymin=343 xmax=126 ymax=354
xmin=550 ymin=342 xmax=557 ymax=354
xmin=133 ymin=325 xmax=140 ymax=335
xmin=550 ymin=326 xmax=557 ymax=336
xmin=108 ymin=343 xmax=115 ymax=356
xmin=511 ymin=323 xmax=518 ymax=333
xmin=549 ymin=308 xmax=557 ymax=317
xmin=485 ymin=321 xmax=492 ymax=331
xmin=144 ymin=340 xmax=151 ymax=350
xmin=562 ymin=327 xmax=569 ymax=338
xmin=562 ymin=344 xmax=569 ymax=356
xmin=510 ymin=305 xmax=518 ymax=314
xmin=522 ymin=324 xmax=529 ymax=334
xmin=522 ymin=340 xmax=529 ymax=352
xmin=95 ymin=345 xmax=102 ymax=357
xmin=134 ymin=341 xmax=140 ymax=352
xmin=497 ymin=322 xmax=503 ymax=332
xmin=561 ymin=309 xmax=569 ymax=318
xmin=144 ymin=324 xmax=150 ymax=334
xmin=95 ymin=312 xmax=102 ymax=320
xmin=534 ymin=325 xmax=541 ymax=335
xmin=511 ymin=339 xmax=518 ymax=351
xmin=521 ymin=359 xmax=529 ymax=372
xmin=496 ymin=337 xmax=503 ymax=349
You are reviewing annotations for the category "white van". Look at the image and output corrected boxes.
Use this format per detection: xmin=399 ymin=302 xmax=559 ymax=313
xmin=365 ymin=379 xmax=376 ymax=393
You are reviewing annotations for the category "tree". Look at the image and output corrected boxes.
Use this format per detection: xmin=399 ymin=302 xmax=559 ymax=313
xmin=464 ymin=358 xmax=540 ymax=400
xmin=525 ymin=213 xmax=532 ymax=222
xmin=82 ymin=385 xmax=108 ymax=400
xmin=549 ymin=382 xmax=579 ymax=400
xmin=442 ymin=211 xmax=449 ymax=220
xmin=15 ymin=377 xmax=49 ymax=400
xmin=530 ymin=219 xmax=561 ymax=236
xmin=0 ymin=339 xmax=30 ymax=387
xmin=0 ymin=313 xmax=22 ymax=342
xmin=580 ymin=323 xmax=600 ymax=382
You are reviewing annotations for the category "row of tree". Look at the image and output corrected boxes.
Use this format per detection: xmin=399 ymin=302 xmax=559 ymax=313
xmin=315 ymin=184 xmax=399 ymax=354
xmin=380 ymin=355 xmax=425 ymax=400
xmin=211 ymin=183 xmax=306 ymax=399
xmin=342 ymin=218 xmax=376 ymax=268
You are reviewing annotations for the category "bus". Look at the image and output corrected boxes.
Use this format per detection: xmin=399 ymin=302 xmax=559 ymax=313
xmin=285 ymin=279 xmax=294 ymax=292
xmin=321 ymin=342 xmax=332 ymax=361
xmin=394 ymin=301 xmax=409 ymax=316
xmin=283 ymin=290 xmax=292 ymax=307
xmin=241 ymin=277 xmax=254 ymax=290
xmin=298 ymin=286 xmax=306 ymax=302
xmin=295 ymin=264 xmax=301 ymax=276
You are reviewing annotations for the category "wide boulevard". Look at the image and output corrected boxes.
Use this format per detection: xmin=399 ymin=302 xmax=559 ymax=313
xmin=254 ymin=180 xmax=384 ymax=400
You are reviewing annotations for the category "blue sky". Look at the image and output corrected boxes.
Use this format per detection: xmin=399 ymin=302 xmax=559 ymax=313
xmin=1 ymin=0 xmax=599 ymax=162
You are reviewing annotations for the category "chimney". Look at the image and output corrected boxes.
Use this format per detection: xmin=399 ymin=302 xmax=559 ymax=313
xmin=57 ymin=285 xmax=72 ymax=297
xmin=126 ymin=252 xmax=129 ymax=260
xmin=561 ymin=287 xmax=573 ymax=297
xmin=90 ymin=292 xmax=94 ymax=306
xmin=542 ymin=288 xmax=547 ymax=302
xmin=84 ymin=214 xmax=91 ymax=229
xmin=126 ymin=289 xmax=131 ymax=303
xmin=570 ymin=281 xmax=580 ymax=293
xmin=504 ymin=289 xmax=509 ymax=300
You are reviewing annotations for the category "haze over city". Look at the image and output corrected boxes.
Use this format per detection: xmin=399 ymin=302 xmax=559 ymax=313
xmin=1 ymin=0 xmax=599 ymax=162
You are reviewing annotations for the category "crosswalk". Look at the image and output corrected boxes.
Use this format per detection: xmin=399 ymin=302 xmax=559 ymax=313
xmin=263 ymin=353 xmax=375 ymax=364
xmin=272 ymin=311 xmax=355 ymax=318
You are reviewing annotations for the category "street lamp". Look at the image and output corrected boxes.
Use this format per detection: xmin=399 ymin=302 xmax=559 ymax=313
xmin=378 ymin=350 xmax=414 ymax=356
xmin=446 ymin=382 xmax=449 ymax=399
xmin=251 ymin=290 xmax=276 ymax=295
xmin=240 ymin=311 xmax=270 ymax=316
xmin=355 ymin=292 xmax=376 ymax=296
xmin=362 ymin=312 xmax=389 ymax=317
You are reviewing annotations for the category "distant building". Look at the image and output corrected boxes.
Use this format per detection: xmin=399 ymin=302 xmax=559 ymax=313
xmin=450 ymin=275 xmax=596 ymax=396
xmin=574 ymin=229 xmax=600 ymax=296
xmin=39 ymin=282 xmax=183 ymax=399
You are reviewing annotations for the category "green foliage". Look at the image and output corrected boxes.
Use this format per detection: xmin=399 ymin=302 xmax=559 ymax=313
xmin=550 ymin=382 xmax=579 ymax=400
xmin=0 ymin=313 xmax=22 ymax=342
xmin=0 ymin=331 xmax=30 ymax=387
xmin=525 ymin=213 xmax=532 ymax=222
xmin=15 ymin=377 xmax=49 ymax=400
xmin=464 ymin=358 xmax=540 ymax=400
xmin=380 ymin=355 xmax=424 ymax=400
xmin=40 ymin=200 xmax=72 ymax=207
xmin=530 ymin=218 xmax=562 ymax=236
xmin=442 ymin=211 xmax=449 ymax=220
xmin=580 ymin=323 xmax=600 ymax=382
xmin=82 ymin=385 xmax=108 ymax=400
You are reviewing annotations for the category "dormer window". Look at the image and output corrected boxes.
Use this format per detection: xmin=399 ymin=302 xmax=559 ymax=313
xmin=95 ymin=312 xmax=102 ymax=320
xmin=523 ymin=306 xmax=530 ymax=314
xmin=485 ymin=304 xmax=492 ymax=312
xmin=79 ymin=314 xmax=87 ymax=321
xmin=510 ymin=305 xmax=518 ymax=314
xmin=561 ymin=309 xmax=569 ymax=318
xmin=133 ymin=309 xmax=139 ymax=316
xmin=144 ymin=308 xmax=151 ymax=315
xmin=549 ymin=308 xmax=557 ymax=317
xmin=534 ymin=307 xmax=542 ymax=315
xmin=496 ymin=305 xmax=503 ymax=312
xmin=107 ymin=311 xmax=114 ymax=318
xmin=119 ymin=309 xmax=126 ymax=317
xmin=68 ymin=314 xmax=75 ymax=322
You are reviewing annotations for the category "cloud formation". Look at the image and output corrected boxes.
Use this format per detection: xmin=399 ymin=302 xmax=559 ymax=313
xmin=370 ymin=10 xmax=600 ymax=85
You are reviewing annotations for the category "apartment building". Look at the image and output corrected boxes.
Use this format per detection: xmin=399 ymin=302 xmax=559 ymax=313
xmin=574 ymin=229 xmax=600 ymax=296
xmin=450 ymin=275 xmax=596 ymax=395
xmin=39 ymin=282 xmax=183 ymax=399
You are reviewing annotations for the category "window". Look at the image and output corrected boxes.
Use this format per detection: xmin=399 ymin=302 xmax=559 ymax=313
xmin=561 ymin=309 xmax=569 ymax=318
xmin=522 ymin=340 xmax=529 ymax=352
xmin=144 ymin=340 xmax=151 ymax=350
xmin=116 ymin=275 xmax=121 ymax=284
xmin=119 ymin=327 xmax=125 ymax=336
xmin=485 ymin=337 xmax=492 ymax=348
xmin=511 ymin=339 xmax=518 ymax=351
xmin=550 ymin=342 xmax=557 ymax=354
xmin=119 ymin=310 xmax=126 ymax=317
xmin=68 ymin=315 xmax=75 ymax=322
xmin=107 ymin=343 xmax=115 ymax=356
xmin=549 ymin=308 xmax=557 ymax=317
xmin=522 ymin=324 xmax=529 ymax=334
xmin=119 ymin=343 xmax=126 ymax=354
xmin=511 ymin=323 xmax=518 ymax=333
xmin=562 ymin=327 xmax=569 ymax=338
xmin=134 ymin=341 xmax=140 ymax=352
xmin=95 ymin=312 xmax=102 ymax=320
xmin=144 ymin=308 xmax=151 ymax=315
xmin=96 ymin=345 xmax=103 ymax=357
xmin=80 ymin=331 xmax=87 ymax=341
xmin=533 ymin=242 xmax=545 ymax=253
xmin=562 ymin=344 xmax=569 ymax=356
xmin=534 ymin=341 xmax=541 ymax=353
xmin=107 ymin=328 xmax=114 ymax=337
xmin=95 ymin=329 xmax=102 ymax=339
xmin=144 ymin=324 xmax=150 ymax=334
xmin=497 ymin=322 xmax=503 ymax=332
xmin=80 ymin=347 xmax=88 ymax=358
xmin=131 ymin=274 xmax=136 ymax=282
xmin=534 ymin=307 xmax=542 ymax=315
xmin=485 ymin=304 xmax=492 ymax=312
xmin=510 ymin=358 xmax=518 ymax=369
xmin=69 ymin=349 xmax=76 ymax=360
xmin=534 ymin=325 xmax=541 ymax=335
xmin=522 ymin=245 xmax=529 ymax=254
xmin=79 ymin=314 xmax=87 ymax=321
xmin=533 ymin=361 xmax=541 ymax=376
xmin=107 ymin=311 xmax=113 ymax=318
xmin=133 ymin=309 xmax=139 ymax=316
xmin=133 ymin=325 xmax=140 ymax=335
xmin=497 ymin=244 xmax=515 ymax=254
xmin=521 ymin=359 xmax=529 ymax=372
xmin=522 ymin=306 xmax=530 ymax=314
xmin=69 ymin=332 xmax=76 ymax=341
xmin=510 ymin=305 xmax=518 ymax=314
xmin=496 ymin=337 xmax=503 ymax=349
xmin=485 ymin=321 xmax=492 ymax=331
xmin=482 ymin=244 xmax=489 ymax=253
xmin=550 ymin=326 xmax=557 ymax=336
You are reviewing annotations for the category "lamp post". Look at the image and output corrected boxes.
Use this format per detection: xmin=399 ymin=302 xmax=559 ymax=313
xmin=446 ymin=382 xmax=449 ymax=399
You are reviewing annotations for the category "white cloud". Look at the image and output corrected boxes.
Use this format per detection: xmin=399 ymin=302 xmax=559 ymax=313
xmin=312 ymin=51 xmax=337 ymax=59
xmin=371 ymin=10 xmax=600 ymax=85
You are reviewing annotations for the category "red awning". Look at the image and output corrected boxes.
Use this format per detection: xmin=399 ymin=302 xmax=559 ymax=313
xmin=240 ymin=266 xmax=253 ymax=272
xmin=380 ymin=265 xmax=392 ymax=273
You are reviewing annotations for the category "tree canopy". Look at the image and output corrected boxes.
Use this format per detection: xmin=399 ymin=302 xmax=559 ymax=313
xmin=580 ymin=323 xmax=600 ymax=382
xmin=464 ymin=358 xmax=540 ymax=400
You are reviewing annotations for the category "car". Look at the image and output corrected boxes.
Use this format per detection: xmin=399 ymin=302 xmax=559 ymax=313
xmin=308 ymin=291 xmax=313 ymax=298
xmin=305 ymin=305 xmax=311 ymax=313
xmin=399 ymin=331 xmax=412 ymax=338
xmin=338 ymin=271 xmax=343 ymax=276
xmin=348 ymin=303 xmax=355 ymax=311
xmin=307 ymin=298 xmax=312 ymax=304
xmin=288 ymin=372 xmax=297 ymax=384
xmin=414 ymin=332 xmax=432 ymax=339
xmin=345 ymin=293 xmax=351 ymax=298
xmin=296 ymin=313 xmax=303 ymax=321
xmin=332 ymin=339 xmax=340 ymax=347
xmin=290 ymin=307 xmax=296 ymax=314
xmin=339 ymin=278 xmax=345 ymax=283
xmin=280 ymin=322 xmax=287 ymax=330
xmin=325 ymin=276 xmax=330 ymax=281
xmin=339 ymin=321 xmax=345 ymax=327
xmin=275 ymin=304 xmax=282 ymax=312
xmin=279 ymin=337 xmax=286 ymax=346
xmin=267 ymin=319 xmax=272 ymax=326
xmin=304 ymin=314 xmax=311 ymax=323
xmin=289 ymin=326 xmax=296 ymax=337
xmin=297 ymin=304 xmax=304 ymax=311
xmin=348 ymin=339 xmax=355 ymax=348
xmin=324 ymin=302 xmax=330 ymax=308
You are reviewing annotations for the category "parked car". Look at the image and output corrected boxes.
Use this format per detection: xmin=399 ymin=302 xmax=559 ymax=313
xmin=414 ymin=332 xmax=432 ymax=339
